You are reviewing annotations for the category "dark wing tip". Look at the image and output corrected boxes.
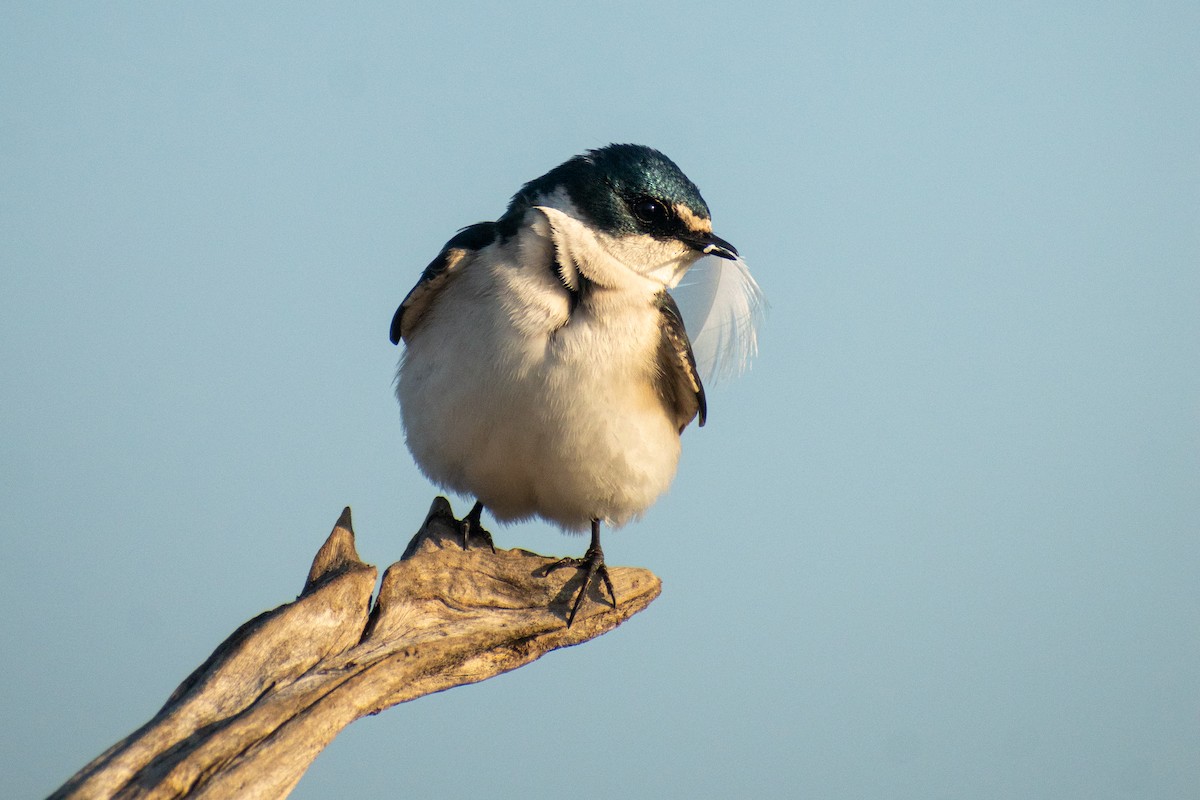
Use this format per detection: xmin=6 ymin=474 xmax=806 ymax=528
xmin=389 ymin=305 xmax=404 ymax=345
xmin=390 ymin=222 xmax=499 ymax=345
xmin=655 ymin=291 xmax=707 ymax=432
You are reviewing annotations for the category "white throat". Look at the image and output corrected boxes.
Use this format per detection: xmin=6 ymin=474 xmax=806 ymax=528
xmin=529 ymin=189 xmax=700 ymax=296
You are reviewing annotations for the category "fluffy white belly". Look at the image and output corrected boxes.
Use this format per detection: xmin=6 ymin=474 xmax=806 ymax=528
xmin=397 ymin=278 xmax=681 ymax=531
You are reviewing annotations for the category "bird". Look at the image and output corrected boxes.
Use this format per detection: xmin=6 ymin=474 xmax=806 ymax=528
xmin=390 ymin=143 xmax=754 ymax=626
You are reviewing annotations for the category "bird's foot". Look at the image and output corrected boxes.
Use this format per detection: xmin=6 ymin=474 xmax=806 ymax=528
xmin=543 ymin=539 xmax=617 ymax=627
xmin=459 ymin=501 xmax=495 ymax=553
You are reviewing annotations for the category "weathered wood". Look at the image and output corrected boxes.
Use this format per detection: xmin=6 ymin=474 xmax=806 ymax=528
xmin=51 ymin=498 xmax=661 ymax=800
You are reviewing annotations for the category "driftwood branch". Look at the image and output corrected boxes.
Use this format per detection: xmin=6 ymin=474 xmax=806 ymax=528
xmin=52 ymin=498 xmax=661 ymax=800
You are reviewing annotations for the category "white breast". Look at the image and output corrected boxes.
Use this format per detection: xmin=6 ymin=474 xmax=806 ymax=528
xmin=397 ymin=220 xmax=689 ymax=532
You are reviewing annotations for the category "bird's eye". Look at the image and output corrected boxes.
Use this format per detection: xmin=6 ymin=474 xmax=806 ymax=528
xmin=631 ymin=196 xmax=669 ymax=226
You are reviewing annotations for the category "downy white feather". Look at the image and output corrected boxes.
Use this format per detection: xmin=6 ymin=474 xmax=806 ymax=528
xmin=671 ymin=254 xmax=767 ymax=383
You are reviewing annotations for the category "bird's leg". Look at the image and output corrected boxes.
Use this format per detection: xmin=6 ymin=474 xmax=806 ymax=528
xmin=544 ymin=519 xmax=617 ymax=626
xmin=459 ymin=500 xmax=495 ymax=553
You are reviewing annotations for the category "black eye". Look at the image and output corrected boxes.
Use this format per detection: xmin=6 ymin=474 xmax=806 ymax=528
xmin=631 ymin=196 xmax=670 ymax=226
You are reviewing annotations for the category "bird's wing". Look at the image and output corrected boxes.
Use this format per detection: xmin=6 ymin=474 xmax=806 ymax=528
xmin=389 ymin=222 xmax=498 ymax=344
xmin=654 ymin=291 xmax=707 ymax=432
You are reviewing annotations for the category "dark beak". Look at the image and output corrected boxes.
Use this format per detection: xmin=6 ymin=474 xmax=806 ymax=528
xmin=685 ymin=231 xmax=739 ymax=260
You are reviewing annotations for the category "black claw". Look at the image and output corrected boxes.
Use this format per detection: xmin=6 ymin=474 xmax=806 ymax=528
xmin=459 ymin=501 xmax=496 ymax=553
xmin=544 ymin=519 xmax=618 ymax=626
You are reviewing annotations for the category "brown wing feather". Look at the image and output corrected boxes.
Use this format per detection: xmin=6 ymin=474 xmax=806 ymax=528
xmin=390 ymin=223 xmax=498 ymax=344
xmin=654 ymin=291 xmax=707 ymax=432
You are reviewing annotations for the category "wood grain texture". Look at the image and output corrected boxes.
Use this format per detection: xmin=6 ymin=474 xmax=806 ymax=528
xmin=52 ymin=498 xmax=661 ymax=800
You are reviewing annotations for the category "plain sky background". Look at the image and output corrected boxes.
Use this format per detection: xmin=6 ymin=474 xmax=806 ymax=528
xmin=3 ymin=3 xmax=1197 ymax=798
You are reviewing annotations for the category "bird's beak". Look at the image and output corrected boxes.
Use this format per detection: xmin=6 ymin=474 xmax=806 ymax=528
xmin=685 ymin=231 xmax=739 ymax=260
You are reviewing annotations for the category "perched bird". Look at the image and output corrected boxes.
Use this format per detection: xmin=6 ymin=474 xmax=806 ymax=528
xmin=390 ymin=143 xmax=759 ymax=625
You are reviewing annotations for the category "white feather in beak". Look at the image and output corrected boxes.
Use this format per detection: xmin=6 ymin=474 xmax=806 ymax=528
xmin=671 ymin=253 xmax=767 ymax=383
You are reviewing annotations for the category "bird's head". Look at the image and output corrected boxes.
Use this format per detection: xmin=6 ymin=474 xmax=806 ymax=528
xmin=503 ymin=144 xmax=738 ymax=291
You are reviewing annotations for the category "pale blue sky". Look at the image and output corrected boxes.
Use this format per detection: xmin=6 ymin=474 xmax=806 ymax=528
xmin=3 ymin=3 xmax=1198 ymax=798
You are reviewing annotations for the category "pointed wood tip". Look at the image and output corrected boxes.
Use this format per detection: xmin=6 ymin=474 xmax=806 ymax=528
xmin=303 ymin=506 xmax=369 ymax=594
xmin=400 ymin=496 xmax=460 ymax=560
